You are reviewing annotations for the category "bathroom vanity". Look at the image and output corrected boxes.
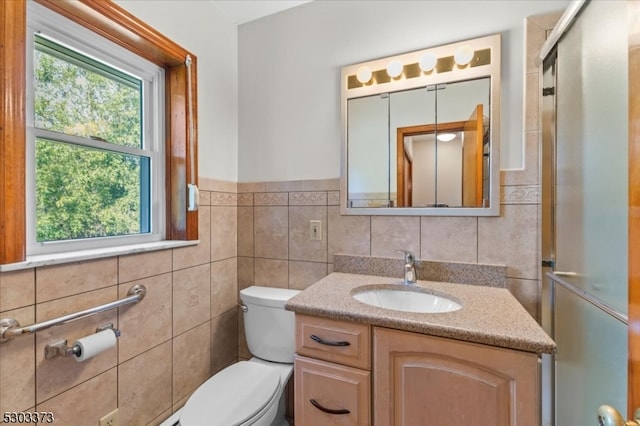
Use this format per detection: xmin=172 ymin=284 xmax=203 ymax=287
xmin=285 ymin=272 xmax=555 ymax=426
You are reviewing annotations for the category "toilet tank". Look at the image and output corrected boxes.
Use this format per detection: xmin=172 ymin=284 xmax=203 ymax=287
xmin=240 ymin=286 xmax=300 ymax=363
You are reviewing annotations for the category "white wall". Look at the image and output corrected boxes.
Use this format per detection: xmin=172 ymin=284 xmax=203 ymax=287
xmin=117 ymin=0 xmax=239 ymax=182
xmin=237 ymin=0 xmax=570 ymax=182
xmin=347 ymin=95 xmax=388 ymax=196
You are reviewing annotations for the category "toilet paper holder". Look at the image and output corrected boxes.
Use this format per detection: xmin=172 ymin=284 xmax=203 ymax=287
xmin=45 ymin=323 xmax=120 ymax=360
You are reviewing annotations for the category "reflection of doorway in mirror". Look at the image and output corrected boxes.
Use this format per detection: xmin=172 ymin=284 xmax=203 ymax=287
xmin=397 ymin=122 xmax=463 ymax=207
xmin=405 ymin=132 xmax=462 ymax=207
xmin=396 ymin=104 xmax=485 ymax=207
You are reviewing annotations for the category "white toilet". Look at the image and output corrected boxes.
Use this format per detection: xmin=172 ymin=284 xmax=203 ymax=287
xmin=161 ymin=286 xmax=300 ymax=426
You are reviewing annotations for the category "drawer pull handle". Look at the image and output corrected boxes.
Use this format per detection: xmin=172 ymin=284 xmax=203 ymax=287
xmin=310 ymin=399 xmax=351 ymax=415
xmin=310 ymin=334 xmax=351 ymax=347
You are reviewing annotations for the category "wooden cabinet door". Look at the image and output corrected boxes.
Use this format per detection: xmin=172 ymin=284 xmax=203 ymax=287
xmin=374 ymin=327 xmax=539 ymax=426
xmin=295 ymin=355 xmax=370 ymax=426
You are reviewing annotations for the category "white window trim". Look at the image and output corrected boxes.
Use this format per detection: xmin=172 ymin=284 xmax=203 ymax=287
xmin=25 ymin=1 xmax=166 ymax=256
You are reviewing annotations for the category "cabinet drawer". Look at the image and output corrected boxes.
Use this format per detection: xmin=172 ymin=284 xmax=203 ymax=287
xmin=295 ymin=355 xmax=370 ymax=426
xmin=295 ymin=314 xmax=370 ymax=369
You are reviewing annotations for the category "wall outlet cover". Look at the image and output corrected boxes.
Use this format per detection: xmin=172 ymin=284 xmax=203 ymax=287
xmin=309 ymin=220 xmax=322 ymax=241
xmin=99 ymin=408 xmax=119 ymax=426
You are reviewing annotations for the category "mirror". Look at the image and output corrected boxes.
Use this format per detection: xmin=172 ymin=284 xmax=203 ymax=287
xmin=341 ymin=34 xmax=500 ymax=216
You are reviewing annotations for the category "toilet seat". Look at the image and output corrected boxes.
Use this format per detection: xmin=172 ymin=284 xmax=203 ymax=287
xmin=179 ymin=361 xmax=281 ymax=426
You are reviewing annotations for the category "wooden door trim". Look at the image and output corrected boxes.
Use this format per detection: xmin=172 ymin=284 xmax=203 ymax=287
xmin=627 ymin=0 xmax=640 ymax=413
xmin=0 ymin=1 xmax=27 ymax=264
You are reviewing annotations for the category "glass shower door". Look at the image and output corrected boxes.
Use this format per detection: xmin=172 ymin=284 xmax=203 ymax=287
xmin=551 ymin=1 xmax=629 ymax=424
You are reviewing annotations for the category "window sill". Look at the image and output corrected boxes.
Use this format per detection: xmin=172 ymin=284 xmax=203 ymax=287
xmin=0 ymin=240 xmax=198 ymax=272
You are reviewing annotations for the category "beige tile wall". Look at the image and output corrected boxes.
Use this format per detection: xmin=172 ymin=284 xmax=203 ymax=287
xmin=0 ymin=179 xmax=239 ymax=426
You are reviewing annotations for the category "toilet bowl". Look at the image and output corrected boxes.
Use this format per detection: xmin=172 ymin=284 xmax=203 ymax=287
xmin=160 ymin=286 xmax=300 ymax=426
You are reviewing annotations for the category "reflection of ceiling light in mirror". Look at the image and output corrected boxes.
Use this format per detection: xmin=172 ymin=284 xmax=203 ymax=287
xmin=419 ymin=52 xmax=437 ymax=72
xmin=386 ymin=60 xmax=403 ymax=78
xmin=437 ymin=133 xmax=457 ymax=142
xmin=356 ymin=66 xmax=372 ymax=84
xmin=454 ymin=45 xmax=474 ymax=66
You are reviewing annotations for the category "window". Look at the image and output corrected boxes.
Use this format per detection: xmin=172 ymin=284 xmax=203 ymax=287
xmin=0 ymin=0 xmax=198 ymax=265
xmin=27 ymin=5 xmax=164 ymax=254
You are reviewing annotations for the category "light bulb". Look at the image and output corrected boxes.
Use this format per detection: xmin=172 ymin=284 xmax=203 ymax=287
xmin=454 ymin=45 xmax=474 ymax=66
xmin=386 ymin=60 xmax=403 ymax=78
xmin=419 ymin=52 xmax=437 ymax=72
xmin=356 ymin=66 xmax=372 ymax=84
xmin=436 ymin=133 xmax=457 ymax=142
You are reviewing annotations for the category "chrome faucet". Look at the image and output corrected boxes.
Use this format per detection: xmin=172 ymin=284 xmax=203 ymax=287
xmin=397 ymin=250 xmax=417 ymax=285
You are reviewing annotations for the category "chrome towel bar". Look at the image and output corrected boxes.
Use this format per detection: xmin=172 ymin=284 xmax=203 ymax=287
xmin=0 ymin=284 xmax=146 ymax=343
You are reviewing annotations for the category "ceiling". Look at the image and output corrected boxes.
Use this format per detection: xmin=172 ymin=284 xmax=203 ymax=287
xmin=213 ymin=1 xmax=312 ymax=25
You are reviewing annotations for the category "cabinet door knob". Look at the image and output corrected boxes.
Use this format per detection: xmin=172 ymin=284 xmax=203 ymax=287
xmin=310 ymin=334 xmax=351 ymax=346
xmin=598 ymin=405 xmax=640 ymax=426
xmin=310 ymin=399 xmax=351 ymax=415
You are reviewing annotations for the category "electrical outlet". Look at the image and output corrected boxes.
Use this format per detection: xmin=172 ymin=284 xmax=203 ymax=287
xmin=99 ymin=408 xmax=119 ymax=426
xmin=309 ymin=220 xmax=322 ymax=241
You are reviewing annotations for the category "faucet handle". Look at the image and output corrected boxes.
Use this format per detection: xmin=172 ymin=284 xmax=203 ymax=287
xmin=396 ymin=250 xmax=415 ymax=264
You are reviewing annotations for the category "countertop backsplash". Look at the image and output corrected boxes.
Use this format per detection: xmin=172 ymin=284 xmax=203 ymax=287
xmin=333 ymin=254 xmax=507 ymax=288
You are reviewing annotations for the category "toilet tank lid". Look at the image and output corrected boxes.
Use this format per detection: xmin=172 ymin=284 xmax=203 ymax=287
xmin=240 ymin=286 xmax=300 ymax=308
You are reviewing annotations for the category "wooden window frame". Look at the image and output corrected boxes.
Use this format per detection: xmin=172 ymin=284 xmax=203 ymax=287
xmin=0 ymin=0 xmax=198 ymax=265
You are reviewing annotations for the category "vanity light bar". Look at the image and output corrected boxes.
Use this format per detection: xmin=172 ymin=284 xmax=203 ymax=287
xmin=347 ymin=48 xmax=491 ymax=90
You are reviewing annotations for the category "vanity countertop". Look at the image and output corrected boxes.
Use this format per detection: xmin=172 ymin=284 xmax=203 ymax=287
xmin=285 ymin=272 xmax=556 ymax=355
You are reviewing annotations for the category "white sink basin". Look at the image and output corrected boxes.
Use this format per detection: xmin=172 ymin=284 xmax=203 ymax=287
xmin=352 ymin=286 xmax=461 ymax=313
